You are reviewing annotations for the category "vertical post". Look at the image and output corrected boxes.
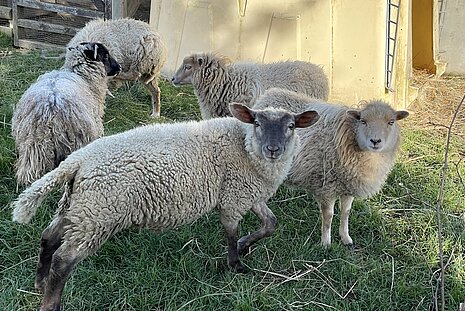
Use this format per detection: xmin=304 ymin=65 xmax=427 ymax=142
xmin=11 ymin=0 xmax=19 ymax=47
xmin=111 ymin=0 xmax=126 ymax=19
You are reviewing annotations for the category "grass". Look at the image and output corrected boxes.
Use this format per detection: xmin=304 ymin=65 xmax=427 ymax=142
xmin=0 ymin=31 xmax=464 ymax=310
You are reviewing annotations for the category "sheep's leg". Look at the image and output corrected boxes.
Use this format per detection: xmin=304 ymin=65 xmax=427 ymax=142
xmin=319 ymin=197 xmax=337 ymax=247
xmin=35 ymin=216 xmax=69 ymax=293
xmin=143 ymin=80 xmax=161 ymax=118
xmin=237 ymin=201 xmax=277 ymax=255
xmin=220 ymin=215 xmax=245 ymax=273
xmin=339 ymin=195 xmax=354 ymax=245
xmin=39 ymin=242 xmax=85 ymax=311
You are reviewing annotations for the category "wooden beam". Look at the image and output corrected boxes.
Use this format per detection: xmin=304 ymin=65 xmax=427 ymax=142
xmin=0 ymin=6 xmax=12 ymax=20
xmin=12 ymin=0 xmax=18 ymax=47
xmin=0 ymin=25 xmax=12 ymax=36
xmin=16 ymin=0 xmax=104 ymax=19
xmin=15 ymin=38 xmax=66 ymax=50
xmin=17 ymin=18 xmax=79 ymax=36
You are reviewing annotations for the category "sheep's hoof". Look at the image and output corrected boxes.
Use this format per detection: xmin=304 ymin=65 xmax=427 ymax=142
xmin=34 ymin=279 xmax=46 ymax=293
xmin=231 ymin=262 xmax=248 ymax=274
xmin=237 ymin=240 xmax=249 ymax=256
xmin=238 ymin=246 xmax=249 ymax=256
xmin=150 ymin=111 xmax=160 ymax=118
xmin=320 ymin=241 xmax=331 ymax=248
xmin=39 ymin=304 xmax=60 ymax=311
xmin=345 ymin=243 xmax=355 ymax=251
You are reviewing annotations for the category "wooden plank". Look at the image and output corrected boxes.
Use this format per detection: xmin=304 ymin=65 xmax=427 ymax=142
xmin=111 ymin=0 xmax=123 ymax=19
xmin=126 ymin=0 xmax=140 ymax=17
xmin=0 ymin=25 xmax=12 ymax=36
xmin=0 ymin=6 xmax=11 ymax=19
xmin=17 ymin=18 xmax=79 ymax=35
xmin=17 ymin=0 xmax=104 ymax=19
xmin=16 ymin=37 xmax=66 ymax=50
xmin=12 ymin=0 xmax=18 ymax=47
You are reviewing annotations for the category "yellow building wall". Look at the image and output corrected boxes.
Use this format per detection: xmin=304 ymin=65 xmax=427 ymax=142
xmin=150 ymin=0 xmax=414 ymax=108
xmin=329 ymin=0 xmax=388 ymax=104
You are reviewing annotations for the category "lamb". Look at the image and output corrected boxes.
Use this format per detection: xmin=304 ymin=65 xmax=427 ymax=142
xmin=251 ymin=88 xmax=409 ymax=247
xmin=67 ymin=18 xmax=167 ymax=118
xmin=171 ymin=52 xmax=328 ymax=119
xmin=11 ymin=103 xmax=319 ymax=311
xmin=11 ymin=42 xmax=121 ymax=186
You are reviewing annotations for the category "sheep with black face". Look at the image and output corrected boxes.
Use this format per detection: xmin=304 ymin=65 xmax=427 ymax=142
xmin=11 ymin=42 xmax=121 ymax=185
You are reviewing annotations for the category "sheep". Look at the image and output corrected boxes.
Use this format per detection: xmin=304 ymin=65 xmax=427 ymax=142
xmin=11 ymin=103 xmax=320 ymax=311
xmin=250 ymin=88 xmax=409 ymax=247
xmin=67 ymin=18 xmax=167 ymax=118
xmin=171 ymin=52 xmax=328 ymax=119
xmin=11 ymin=42 xmax=121 ymax=186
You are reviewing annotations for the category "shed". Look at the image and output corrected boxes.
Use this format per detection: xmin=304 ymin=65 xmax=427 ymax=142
xmin=149 ymin=0 xmax=461 ymax=108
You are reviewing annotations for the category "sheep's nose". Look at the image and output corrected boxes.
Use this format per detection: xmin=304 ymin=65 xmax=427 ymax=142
xmin=370 ymin=138 xmax=381 ymax=145
xmin=267 ymin=145 xmax=280 ymax=152
xmin=171 ymin=77 xmax=175 ymax=82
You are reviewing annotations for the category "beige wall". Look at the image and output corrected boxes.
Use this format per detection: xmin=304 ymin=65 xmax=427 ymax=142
xmin=329 ymin=0 xmax=388 ymax=104
xmin=150 ymin=0 xmax=414 ymax=108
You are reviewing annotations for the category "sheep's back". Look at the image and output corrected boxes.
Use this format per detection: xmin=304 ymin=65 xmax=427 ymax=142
xmin=255 ymin=61 xmax=328 ymax=100
xmin=12 ymin=70 xmax=104 ymax=139
xmin=11 ymin=70 xmax=104 ymax=183
xmin=63 ymin=118 xmax=270 ymax=236
xmin=68 ymin=18 xmax=166 ymax=82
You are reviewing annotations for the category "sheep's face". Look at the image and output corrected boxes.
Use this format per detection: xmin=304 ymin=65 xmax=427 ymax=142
xmin=230 ymin=103 xmax=319 ymax=161
xmin=347 ymin=101 xmax=409 ymax=152
xmin=172 ymin=53 xmax=230 ymax=87
xmin=172 ymin=56 xmax=196 ymax=86
xmin=66 ymin=42 xmax=121 ymax=77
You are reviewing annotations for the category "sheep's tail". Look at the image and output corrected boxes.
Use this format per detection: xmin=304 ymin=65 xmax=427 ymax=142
xmin=11 ymin=159 xmax=80 ymax=224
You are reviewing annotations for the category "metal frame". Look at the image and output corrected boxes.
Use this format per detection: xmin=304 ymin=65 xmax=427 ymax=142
xmin=385 ymin=0 xmax=401 ymax=91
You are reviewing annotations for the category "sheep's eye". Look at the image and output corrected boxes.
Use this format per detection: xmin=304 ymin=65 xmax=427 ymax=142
xmin=288 ymin=123 xmax=295 ymax=130
xmin=254 ymin=121 xmax=260 ymax=127
xmin=388 ymin=120 xmax=395 ymax=126
xmin=184 ymin=64 xmax=192 ymax=70
xmin=360 ymin=119 xmax=367 ymax=125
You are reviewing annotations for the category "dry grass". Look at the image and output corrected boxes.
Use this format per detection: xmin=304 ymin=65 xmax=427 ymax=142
xmin=409 ymin=69 xmax=465 ymax=134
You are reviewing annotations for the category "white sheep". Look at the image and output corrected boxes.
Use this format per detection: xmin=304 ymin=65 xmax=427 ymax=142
xmin=67 ymin=18 xmax=167 ymax=118
xmin=171 ymin=52 xmax=328 ymax=119
xmin=11 ymin=42 xmax=121 ymax=186
xmin=11 ymin=103 xmax=319 ymax=311
xmin=252 ymin=88 xmax=409 ymax=247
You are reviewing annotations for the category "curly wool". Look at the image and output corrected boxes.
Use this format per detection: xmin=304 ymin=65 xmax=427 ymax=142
xmin=183 ymin=52 xmax=328 ymax=119
xmin=254 ymin=88 xmax=401 ymax=199
xmin=252 ymin=88 xmax=408 ymax=246
xmin=11 ymin=116 xmax=296 ymax=250
xmin=11 ymin=46 xmax=112 ymax=186
xmin=67 ymin=18 xmax=167 ymax=117
xmin=68 ymin=18 xmax=166 ymax=86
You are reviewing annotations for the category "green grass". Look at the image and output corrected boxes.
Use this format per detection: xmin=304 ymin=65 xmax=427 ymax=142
xmin=1 ymin=31 xmax=464 ymax=310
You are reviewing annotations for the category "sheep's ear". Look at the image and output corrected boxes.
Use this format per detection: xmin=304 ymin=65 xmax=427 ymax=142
xmin=347 ymin=110 xmax=361 ymax=120
xmin=396 ymin=110 xmax=409 ymax=120
xmin=229 ymin=103 xmax=255 ymax=124
xmin=295 ymin=110 xmax=319 ymax=128
xmin=82 ymin=42 xmax=99 ymax=61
